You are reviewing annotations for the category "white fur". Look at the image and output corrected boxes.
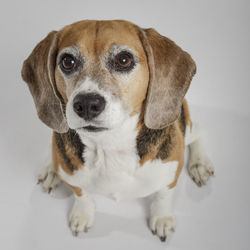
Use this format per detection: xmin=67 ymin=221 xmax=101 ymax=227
xmin=69 ymin=193 xmax=96 ymax=236
xmin=63 ymin=77 xmax=179 ymax=201
xmin=188 ymin=139 xmax=214 ymax=186
xmin=149 ymin=187 xmax=176 ymax=240
xmin=58 ymin=113 xmax=178 ymax=201
xmin=185 ymin=123 xmax=214 ymax=186
xmin=38 ymin=159 xmax=61 ymax=193
xmin=66 ymin=77 xmax=128 ymax=131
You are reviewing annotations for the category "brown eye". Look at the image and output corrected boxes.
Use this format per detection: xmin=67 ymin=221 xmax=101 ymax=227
xmin=60 ymin=54 xmax=76 ymax=72
xmin=114 ymin=52 xmax=135 ymax=72
xmin=117 ymin=53 xmax=132 ymax=67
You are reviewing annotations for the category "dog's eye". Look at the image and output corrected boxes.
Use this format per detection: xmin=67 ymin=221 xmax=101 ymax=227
xmin=117 ymin=53 xmax=132 ymax=67
xmin=60 ymin=54 xmax=76 ymax=72
xmin=114 ymin=52 xmax=135 ymax=72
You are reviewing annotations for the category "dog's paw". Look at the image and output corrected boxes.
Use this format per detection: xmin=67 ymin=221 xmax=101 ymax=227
xmin=188 ymin=158 xmax=214 ymax=187
xmin=37 ymin=164 xmax=61 ymax=193
xmin=149 ymin=215 xmax=175 ymax=242
xmin=69 ymin=211 xmax=95 ymax=236
xmin=69 ymin=196 xmax=95 ymax=236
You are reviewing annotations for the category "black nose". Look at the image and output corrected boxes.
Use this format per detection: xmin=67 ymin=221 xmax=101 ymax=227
xmin=73 ymin=93 xmax=106 ymax=120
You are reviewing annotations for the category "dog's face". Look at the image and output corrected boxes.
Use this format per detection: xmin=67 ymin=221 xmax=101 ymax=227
xmin=56 ymin=21 xmax=149 ymax=133
xmin=22 ymin=20 xmax=196 ymax=134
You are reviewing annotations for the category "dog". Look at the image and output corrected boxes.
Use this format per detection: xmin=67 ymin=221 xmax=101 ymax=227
xmin=21 ymin=20 xmax=214 ymax=242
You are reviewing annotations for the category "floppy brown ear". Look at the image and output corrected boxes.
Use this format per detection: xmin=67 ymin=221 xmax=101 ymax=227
xmin=21 ymin=31 xmax=69 ymax=133
xmin=140 ymin=28 xmax=196 ymax=129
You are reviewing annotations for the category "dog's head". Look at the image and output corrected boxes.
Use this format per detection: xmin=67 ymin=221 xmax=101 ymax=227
xmin=21 ymin=20 xmax=196 ymax=134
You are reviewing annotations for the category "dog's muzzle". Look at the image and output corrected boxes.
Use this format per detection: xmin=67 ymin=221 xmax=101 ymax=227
xmin=73 ymin=93 xmax=106 ymax=120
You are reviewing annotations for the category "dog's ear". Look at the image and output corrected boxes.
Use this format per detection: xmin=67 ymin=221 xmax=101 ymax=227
xmin=140 ymin=28 xmax=196 ymax=129
xmin=21 ymin=31 xmax=69 ymax=133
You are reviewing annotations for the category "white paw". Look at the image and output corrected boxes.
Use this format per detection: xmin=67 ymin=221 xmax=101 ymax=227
xmin=188 ymin=158 xmax=214 ymax=187
xmin=69 ymin=196 xmax=95 ymax=236
xmin=37 ymin=163 xmax=61 ymax=193
xmin=149 ymin=215 xmax=175 ymax=242
xmin=149 ymin=188 xmax=175 ymax=242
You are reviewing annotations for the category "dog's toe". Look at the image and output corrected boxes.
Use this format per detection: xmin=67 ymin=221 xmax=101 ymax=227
xmin=149 ymin=215 xmax=175 ymax=242
xmin=188 ymin=158 xmax=214 ymax=187
xmin=37 ymin=164 xmax=61 ymax=193
xmin=69 ymin=210 xmax=94 ymax=236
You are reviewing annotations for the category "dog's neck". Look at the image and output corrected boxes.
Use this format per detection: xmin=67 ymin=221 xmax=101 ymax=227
xmin=78 ymin=114 xmax=140 ymax=153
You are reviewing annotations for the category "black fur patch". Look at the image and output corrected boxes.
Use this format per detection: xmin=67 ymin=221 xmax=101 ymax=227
xmin=136 ymin=125 xmax=164 ymax=159
xmin=54 ymin=129 xmax=84 ymax=172
xmin=156 ymin=131 xmax=173 ymax=160
xmin=136 ymin=124 xmax=174 ymax=161
xmin=180 ymin=105 xmax=186 ymax=135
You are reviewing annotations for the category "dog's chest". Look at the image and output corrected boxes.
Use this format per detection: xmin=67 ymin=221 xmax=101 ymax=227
xmin=59 ymin=143 xmax=178 ymax=201
xmin=58 ymin=116 xmax=178 ymax=200
xmin=83 ymin=145 xmax=139 ymax=195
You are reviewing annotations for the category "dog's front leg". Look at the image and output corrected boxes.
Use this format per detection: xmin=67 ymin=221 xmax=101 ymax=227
xmin=149 ymin=187 xmax=175 ymax=242
xmin=69 ymin=191 xmax=96 ymax=236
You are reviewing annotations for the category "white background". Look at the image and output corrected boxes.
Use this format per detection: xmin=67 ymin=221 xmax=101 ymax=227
xmin=0 ymin=0 xmax=249 ymax=249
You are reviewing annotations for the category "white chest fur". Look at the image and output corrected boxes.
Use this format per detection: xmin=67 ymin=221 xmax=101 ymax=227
xmin=58 ymin=115 xmax=178 ymax=201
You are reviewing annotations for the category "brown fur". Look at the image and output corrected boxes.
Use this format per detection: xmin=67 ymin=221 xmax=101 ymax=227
xmin=54 ymin=68 xmax=68 ymax=103
xmin=21 ymin=31 xmax=69 ymax=133
xmin=137 ymin=100 xmax=190 ymax=189
xmin=52 ymin=131 xmax=84 ymax=196
xmin=53 ymin=130 xmax=84 ymax=175
xmin=166 ymin=123 xmax=185 ymax=189
xmin=137 ymin=118 xmax=185 ymax=189
xmin=56 ymin=20 xmax=150 ymax=116
xmin=182 ymin=99 xmax=192 ymax=129
xmin=139 ymin=28 xmax=196 ymax=129
xmin=65 ymin=183 xmax=83 ymax=197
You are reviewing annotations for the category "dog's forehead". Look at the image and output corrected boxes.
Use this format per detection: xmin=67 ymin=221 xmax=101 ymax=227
xmin=58 ymin=20 xmax=145 ymax=57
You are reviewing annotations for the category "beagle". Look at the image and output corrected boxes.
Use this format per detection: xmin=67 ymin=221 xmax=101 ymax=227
xmin=21 ymin=20 xmax=214 ymax=242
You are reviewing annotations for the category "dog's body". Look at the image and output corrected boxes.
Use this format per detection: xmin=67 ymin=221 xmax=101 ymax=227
xmin=22 ymin=20 xmax=214 ymax=241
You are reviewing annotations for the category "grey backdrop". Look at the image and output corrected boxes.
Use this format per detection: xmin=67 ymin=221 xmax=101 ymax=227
xmin=0 ymin=1 xmax=249 ymax=250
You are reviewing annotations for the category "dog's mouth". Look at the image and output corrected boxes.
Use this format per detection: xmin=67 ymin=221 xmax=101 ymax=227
xmin=81 ymin=125 xmax=108 ymax=132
